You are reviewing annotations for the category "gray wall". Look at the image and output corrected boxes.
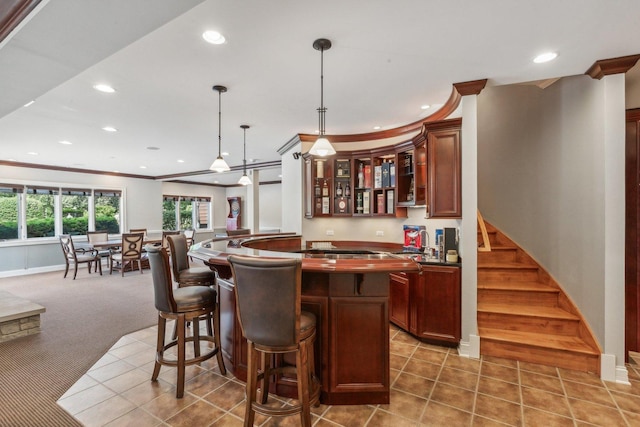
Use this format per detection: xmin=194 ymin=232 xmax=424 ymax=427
xmin=477 ymin=76 xmax=606 ymax=343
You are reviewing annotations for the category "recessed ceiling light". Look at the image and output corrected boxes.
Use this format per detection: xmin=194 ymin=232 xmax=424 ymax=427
xmin=146 ymin=146 xmax=159 ymax=150
xmin=23 ymin=100 xmax=35 ymax=107
xmin=202 ymin=30 xmax=226 ymax=45
xmin=177 ymin=159 xmax=185 ymax=163
xmin=213 ymin=180 xmax=219 ymax=184
xmin=533 ymin=52 xmax=557 ymax=64
xmin=102 ymin=126 xmax=117 ymax=132
xmin=93 ymin=84 xmax=116 ymax=93
xmin=139 ymin=166 xmax=147 ymax=169
xmin=222 ymin=151 xmax=229 ymax=156
xmin=27 ymin=151 xmax=38 ymax=155
xmin=7 ymin=158 xmax=16 ymax=162
xmin=421 ymin=104 xmax=430 ymax=110
xmin=58 ymin=140 xmax=72 ymax=145
xmin=373 ymin=126 xmax=381 ymax=130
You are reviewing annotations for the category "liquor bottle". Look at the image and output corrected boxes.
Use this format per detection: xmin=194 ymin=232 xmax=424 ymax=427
xmin=356 ymin=192 xmax=363 ymax=212
xmin=358 ymin=163 xmax=364 ymax=188
xmin=344 ymin=182 xmax=351 ymax=197
xmin=314 ymin=181 xmax=321 ymax=197
xmin=322 ymin=180 xmax=329 ymax=197
xmin=336 ymin=182 xmax=343 ymax=197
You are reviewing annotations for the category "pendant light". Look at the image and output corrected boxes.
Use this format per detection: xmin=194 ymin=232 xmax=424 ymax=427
xmin=309 ymin=38 xmax=336 ymax=157
xmin=238 ymin=125 xmax=252 ymax=185
xmin=210 ymin=85 xmax=231 ymax=172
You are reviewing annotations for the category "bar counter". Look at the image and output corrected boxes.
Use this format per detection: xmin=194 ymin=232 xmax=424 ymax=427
xmin=189 ymin=233 xmax=421 ymax=405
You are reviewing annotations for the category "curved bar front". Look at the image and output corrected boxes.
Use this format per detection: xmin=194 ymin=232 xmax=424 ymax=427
xmin=189 ymin=234 xmax=421 ymax=405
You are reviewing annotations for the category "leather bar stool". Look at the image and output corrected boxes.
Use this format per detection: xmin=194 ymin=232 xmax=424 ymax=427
xmin=146 ymin=245 xmax=226 ymax=398
xmin=228 ymin=255 xmax=320 ymax=427
xmin=167 ymin=233 xmax=219 ymax=338
xmin=167 ymin=234 xmax=216 ymax=287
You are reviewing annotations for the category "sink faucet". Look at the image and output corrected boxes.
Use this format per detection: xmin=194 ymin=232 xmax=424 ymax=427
xmin=420 ymin=229 xmax=430 ymax=254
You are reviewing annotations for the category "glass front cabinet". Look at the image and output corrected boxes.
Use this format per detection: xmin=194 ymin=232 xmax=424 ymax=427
xmin=303 ymin=118 xmax=461 ymax=219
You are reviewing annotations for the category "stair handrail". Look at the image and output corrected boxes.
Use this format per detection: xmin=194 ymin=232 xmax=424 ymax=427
xmin=477 ymin=210 xmax=492 ymax=252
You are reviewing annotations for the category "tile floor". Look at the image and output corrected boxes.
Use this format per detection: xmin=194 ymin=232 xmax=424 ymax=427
xmin=57 ymin=324 xmax=640 ymax=426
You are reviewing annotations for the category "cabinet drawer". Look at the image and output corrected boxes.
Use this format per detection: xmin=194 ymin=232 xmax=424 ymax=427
xmin=329 ymin=273 xmax=388 ymax=297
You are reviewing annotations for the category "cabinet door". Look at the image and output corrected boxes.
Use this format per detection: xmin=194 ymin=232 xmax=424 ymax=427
xmin=413 ymin=266 xmax=461 ymax=343
xmin=389 ymin=272 xmax=410 ymax=330
xmin=427 ymin=126 xmax=461 ymax=218
xmin=330 ymin=296 xmax=389 ymax=396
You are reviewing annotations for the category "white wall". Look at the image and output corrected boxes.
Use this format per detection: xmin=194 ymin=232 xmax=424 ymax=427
xmin=477 ymin=76 xmax=607 ymax=344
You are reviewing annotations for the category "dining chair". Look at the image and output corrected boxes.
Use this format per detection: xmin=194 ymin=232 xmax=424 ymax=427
xmin=147 ymin=245 xmax=225 ymax=398
xmin=227 ymin=255 xmax=320 ymax=427
xmin=183 ymin=229 xmax=195 ymax=248
xmin=87 ymin=230 xmax=110 ymax=269
xmin=129 ymin=228 xmax=147 ymax=239
xmin=59 ymin=234 xmax=102 ymax=279
xmin=161 ymin=230 xmax=181 ymax=257
xmin=110 ymin=233 xmax=146 ymax=276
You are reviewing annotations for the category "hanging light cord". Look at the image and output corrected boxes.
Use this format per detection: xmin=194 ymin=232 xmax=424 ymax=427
xmin=318 ymin=45 xmax=326 ymax=136
xmin=217 ymin=90 xmax=223 ymax=156
xmin=242 ymin=127 xmax=247 ymax=174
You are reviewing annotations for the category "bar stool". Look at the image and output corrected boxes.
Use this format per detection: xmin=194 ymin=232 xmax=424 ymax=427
xmin=146 ymin=245 xmax=226 ymax=398
xmin=228 ymin=255 xmax=320 ymax=427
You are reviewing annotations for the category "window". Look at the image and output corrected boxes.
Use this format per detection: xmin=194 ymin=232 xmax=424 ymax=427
xmin=0 ymin=184 xmax=123 ymax=242
xmin=26 ymin=186 xmax=58 ymax=238
xmin=94 ymin=190 xmax=121 ymax=234
xmin=61 ymin=188 xmax=90 ymax=235
xmin=0 ymin=184 xmax=22 ymax=240
xmin=163 ymin=195 xmax=211 ymax=230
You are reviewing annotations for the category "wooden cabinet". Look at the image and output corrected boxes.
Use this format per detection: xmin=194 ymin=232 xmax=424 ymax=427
xmin=327 ymin=272 xmax=389 ymax=404
xmin=389 ymin=272 xmax=410 ymax=330
xmin=305 ymin=157 xmax=333 ymax=218
xmin=410 ymin=266 xmax=461 ymax=344
xmin=390 ymin=266 xmax=461 ymax=345
xmin=426 ymin=119 xmax=462 ymax=218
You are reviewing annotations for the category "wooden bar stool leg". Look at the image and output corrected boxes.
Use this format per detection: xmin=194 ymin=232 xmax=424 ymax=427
xmin=193 ymin=317 xmax=201 ymax=358
xmin=244 ymin=341 xmax=258 ymax=427
xmin=297 ymin=341 xmax=312 ymax=427
xmin=259 ymin=352 xmax=269 ymax=404
xmin=176 ymin=314 xmax=186 ymax=398
xmin=152 ymin=315 xmax=165 ymax=381
xmin=214 ymin=306 xmax=226 ymax=375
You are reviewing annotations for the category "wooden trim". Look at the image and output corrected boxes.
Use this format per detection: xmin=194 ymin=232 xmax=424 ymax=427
xmin=0 ymin=0 xmax=42 ymax=44
xmin=625 ymin=109 xmax=640 ymax=358
xmin=295 ymin=80 xmax=482 ymax=145
xmin=0 ymin=160 xmax=154 ymax=180
xmin=453 ymin=79 xmax=488 ymax=97
xmin=477 ymin=210 xmax=491 ymax=252
xmin=585 ymin=54 xmax=640 ymax=80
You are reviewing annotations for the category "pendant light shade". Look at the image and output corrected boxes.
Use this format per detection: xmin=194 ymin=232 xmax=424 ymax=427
xmin=238 ymin=125 xmax=252 ymax=185
xmin=210 ymin=85 xmax=231 ymax=172
xmin=309 ymin=38 xmax=336 ymax=157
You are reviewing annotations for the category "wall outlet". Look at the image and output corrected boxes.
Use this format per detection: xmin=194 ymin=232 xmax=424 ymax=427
xmin=376 ymin=230 xmax=384 ymax=236
xmin=326 ymin=229 xmax=334 ymax=236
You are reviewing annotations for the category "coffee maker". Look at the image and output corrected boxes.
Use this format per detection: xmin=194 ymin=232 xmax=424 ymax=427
xmin=436 ymin=227 xmax=459 ymax=262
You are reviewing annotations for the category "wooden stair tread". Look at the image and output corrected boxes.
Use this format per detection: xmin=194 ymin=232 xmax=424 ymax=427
xmin=479 ymin=327 xmax=599 ymax=355
xmin=478 ymin=281 xmax=558 ymax=293
xmin=478 ymin=303 xmax=578 ymax=320
xmin=476 ymin=244 xmax=517 ymax=251
xmin=477 ymin=262 xmax=537 ymax=270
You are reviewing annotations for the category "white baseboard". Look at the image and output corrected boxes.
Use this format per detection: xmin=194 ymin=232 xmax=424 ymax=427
xmin=0 ymin=264 xmax=66 ymax=278
xmin=600 ymin=353 xmax=630 ymax=384
xmin=458 ymin=334 xmax=480 ymax=359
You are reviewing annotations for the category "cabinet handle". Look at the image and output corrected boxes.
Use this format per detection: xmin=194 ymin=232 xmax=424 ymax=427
xmin=355 ymin=273 xmax=364 ymax=295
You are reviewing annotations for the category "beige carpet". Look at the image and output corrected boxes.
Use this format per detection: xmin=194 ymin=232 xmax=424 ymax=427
xmin=0 ymin=267 xmax=157 ymax=426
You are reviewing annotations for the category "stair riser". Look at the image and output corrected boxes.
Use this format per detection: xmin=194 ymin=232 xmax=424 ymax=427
xmin=478 ymin=312 xmax=579 ymax=336
xmin=478 ymin=290 xmax=558 ymax=306
xmin=478 ymin=250 xmax=517 ymax=263
xmin=480 ymin=339 xmax=599 ymax=374
xmin=478 ymin=269 xmax=540 ymax=282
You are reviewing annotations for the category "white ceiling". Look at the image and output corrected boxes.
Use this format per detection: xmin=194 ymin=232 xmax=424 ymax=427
xmin=1 ymin=0 xmax=640 ymax=185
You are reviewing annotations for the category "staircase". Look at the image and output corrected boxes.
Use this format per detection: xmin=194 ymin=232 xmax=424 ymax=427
xmin=477 ymin=218 xmax=601 ymax=374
